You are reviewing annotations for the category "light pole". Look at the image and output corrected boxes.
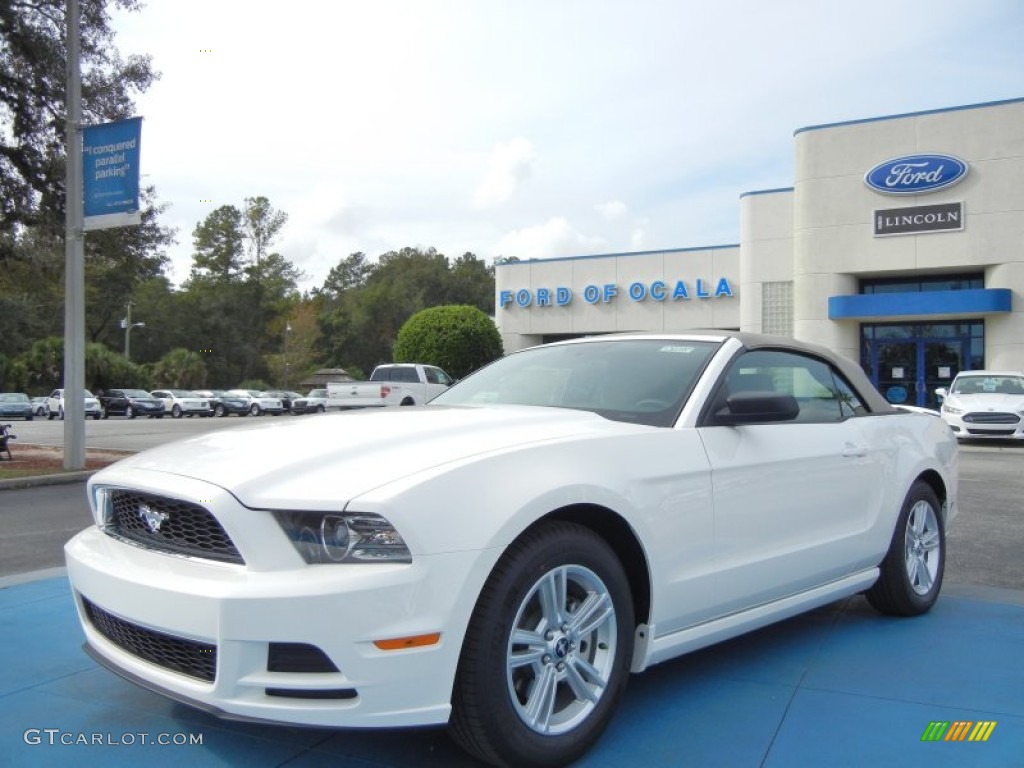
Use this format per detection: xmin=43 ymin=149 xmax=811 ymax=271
xmin=121 ymin=300 xmax=145 ymax=360
xmin=283 ymin=322 xmax=292 ymax=388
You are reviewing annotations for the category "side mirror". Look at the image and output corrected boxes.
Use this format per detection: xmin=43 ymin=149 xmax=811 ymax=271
xmin=934 ymin=387 xmax=947 ymax=401
xmin=714 ymin=392 xmax=800 ymax=426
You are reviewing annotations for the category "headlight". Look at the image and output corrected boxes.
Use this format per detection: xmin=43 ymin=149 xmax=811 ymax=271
xmin=941 ymin=404 xmax=963 ymax=415
xmin=274 ymin=510 xmax=412 ymax=564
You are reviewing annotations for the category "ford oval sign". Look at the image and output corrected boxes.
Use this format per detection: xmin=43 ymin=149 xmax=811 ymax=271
xmin=864 ymin=154 xmax=968 ymax=195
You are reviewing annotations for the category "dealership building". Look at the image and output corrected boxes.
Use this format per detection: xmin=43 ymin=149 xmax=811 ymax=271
xmin=495 ymin=97 xmax=1024 ymax=408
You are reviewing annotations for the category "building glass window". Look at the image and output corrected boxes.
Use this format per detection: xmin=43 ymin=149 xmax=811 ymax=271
xmin=762 ymin=281 xmax=793 ymax=335
xmin=860 ymin=273 xmax=983 ymax=294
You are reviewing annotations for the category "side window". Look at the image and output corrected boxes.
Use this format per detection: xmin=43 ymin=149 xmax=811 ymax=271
xmin=401 ymin=367 xmax=419 ymax=383
xmin=424 ymin=367 xmax=441 ymax=385
xmin=720 ymin=349 xmax=855 ymax=424
xmin=832 ymin=372 xmax=868 ymax=417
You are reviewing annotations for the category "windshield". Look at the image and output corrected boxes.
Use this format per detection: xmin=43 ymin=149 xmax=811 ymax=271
xmin=0 ymin=393 xmax=29 ymax=402
xmin=123 ymin=389 xmax=152 ymax=397
xmin=432 ymin=338 xmax=721 ymax=426
xmin=952 ymin=375 xmax=1024 ymax=395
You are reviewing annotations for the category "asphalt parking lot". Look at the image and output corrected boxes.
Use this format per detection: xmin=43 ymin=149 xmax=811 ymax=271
xmin=1 ymin=422 xmax=1022 ymax=766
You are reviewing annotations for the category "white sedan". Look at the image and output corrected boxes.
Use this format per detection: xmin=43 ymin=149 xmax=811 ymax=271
xmin=65 ymin=333 xmax=958 ymax=767
xmin=936 ymin=370 xmax=1024 ymax=440
xmin=47 ymin=388 xmax=101 ymax=420
xmin=149 ymin=389 xmax=214 ymax=418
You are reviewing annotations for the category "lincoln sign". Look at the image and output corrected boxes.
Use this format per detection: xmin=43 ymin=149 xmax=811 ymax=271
xmin=500 ymin=277 xmax=734 ymax=308
xmin=874 ymin=202 xmax=964 ymax=236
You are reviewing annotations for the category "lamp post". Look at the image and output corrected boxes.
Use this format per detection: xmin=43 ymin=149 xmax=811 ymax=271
xmin=121 ymin=300 xmax=145 ymax=360
xmin=283 ymin=322 xmax=292 ymax=388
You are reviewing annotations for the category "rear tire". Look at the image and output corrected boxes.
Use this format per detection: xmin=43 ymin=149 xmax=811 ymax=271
xmin=214 ymin=404 xmax=225 ymax=417
xmin=866 ymin=481 xmax=945 ymax=616
xmin=250 ymin=404 xmax=261 ymax=416
xmin=450 ymin=522 xmax=634 ymax=767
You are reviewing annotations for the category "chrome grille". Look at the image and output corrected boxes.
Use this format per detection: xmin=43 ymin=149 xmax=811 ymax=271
xmin=82 ymin=597 xmax=216 ymax=682
xmin=106 ymin=489 xmax=244 ymax=564
xmin=963 ymin=412 xmax=1020 ymax=425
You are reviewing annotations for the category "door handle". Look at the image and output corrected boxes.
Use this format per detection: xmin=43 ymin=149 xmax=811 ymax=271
xmin=842 ymin=444 xmax=867 ymax=458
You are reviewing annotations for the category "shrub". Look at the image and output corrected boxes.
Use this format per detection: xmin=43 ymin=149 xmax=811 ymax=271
xmin=393 ymin=305 xmax=502 ymax=379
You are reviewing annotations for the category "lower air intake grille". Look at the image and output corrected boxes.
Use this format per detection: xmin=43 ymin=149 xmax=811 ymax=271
xmin=82 ymin=597 xmax=216 ymax=682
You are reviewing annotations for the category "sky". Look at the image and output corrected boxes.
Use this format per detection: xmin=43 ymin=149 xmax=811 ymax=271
xmin=111 ymin=0 xmax=1024 ymax=291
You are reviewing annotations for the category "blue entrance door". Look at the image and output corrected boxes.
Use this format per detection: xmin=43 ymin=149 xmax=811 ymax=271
xmin=871 ymin=339 xmax=965 ymax=408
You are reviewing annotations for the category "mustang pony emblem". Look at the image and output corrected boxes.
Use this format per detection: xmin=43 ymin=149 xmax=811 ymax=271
xmin=138 ymin=503 xmax=169 ymax=533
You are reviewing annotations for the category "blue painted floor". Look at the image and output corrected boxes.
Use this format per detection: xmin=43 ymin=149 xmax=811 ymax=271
xmin=1 ymin=575 xmax=1021 ymax=767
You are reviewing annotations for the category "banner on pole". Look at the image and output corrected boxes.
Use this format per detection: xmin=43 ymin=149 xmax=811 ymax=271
xmin=83 ymin=117 xmax=142 ymax=230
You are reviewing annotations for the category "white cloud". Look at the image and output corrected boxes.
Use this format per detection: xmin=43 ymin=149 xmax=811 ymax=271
xmin=630 ymin=225 xmax=647 ymax=251
xmin=496 ymin=217 xmax=605 ymax=260
xmin=473 ymin=138 xmax=536 ymax=208
xmin=595 ymin=200 xmax=628 ymax=220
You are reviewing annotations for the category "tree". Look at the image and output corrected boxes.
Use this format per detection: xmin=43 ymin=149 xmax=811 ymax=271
xmin=243 ymin=195 xmax=287 ymax=280
xmin=85 ymin=186 xmax=176 ymax=345
xmin=0 ymin=0 xmax=157 ymax=258
xmin=190 ymin=205 xmax=245 ymax=281
xmin=316 ymin=247 xmax=497 ymax=375
xmin=393 ymin=305 xmax=503 ymax=379
xmin=317 ymin=252 xmax=370 ymax=298
xmin=152 ymin=348 xmax=208 ymax=389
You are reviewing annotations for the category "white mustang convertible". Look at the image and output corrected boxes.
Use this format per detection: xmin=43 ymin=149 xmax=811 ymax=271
xmin=65 ymin=333 xmax=958 ymax=767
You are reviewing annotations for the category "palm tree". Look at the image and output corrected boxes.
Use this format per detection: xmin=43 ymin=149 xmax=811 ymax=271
xmin=153 ymin=348 xmax=208 ymax=389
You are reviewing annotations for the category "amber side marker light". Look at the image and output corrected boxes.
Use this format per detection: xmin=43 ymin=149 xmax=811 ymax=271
xmin=373 ymin=633 xmax=441 ymax=651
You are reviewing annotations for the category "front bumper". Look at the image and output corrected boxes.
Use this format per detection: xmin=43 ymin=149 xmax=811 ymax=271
xmin=64 ymin=484 xmax=481 ymax=729
xmin=942 ymin=411 xmax=1024 ymax=439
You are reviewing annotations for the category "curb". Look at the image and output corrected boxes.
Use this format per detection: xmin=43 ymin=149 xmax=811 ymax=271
xmin=0 ymin=470 xmax=95 ymax=491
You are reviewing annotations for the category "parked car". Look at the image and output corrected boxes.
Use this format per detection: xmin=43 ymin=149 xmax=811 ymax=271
xmin=326 ymin=363 xmax=453 ymax=408
xmin=150 ymin=389 xmax=214 ymax=418
xmin=47 ymin=388 xmax=101 ymax=420
xmin=0 ymin=392 xmax=34 ymax=420
xmin=65 ymin=332 xmax=958 ymax=767
xmin=193 ymin=389 xmax=250 ymax=417
xmin=264 ymin=390 xmax=304 ymax=414
xmin=224 ymin=389 xmax=284 ymax=416
xmin=99 ymin=389 xmax=166 ymax=419
xmin=30 ymin=396 xmax=48 ymax=417
xmin=291 ymin=388 xmax=328 ymax=414
xmin=935 ymin=370 xmax=1024 ymax=440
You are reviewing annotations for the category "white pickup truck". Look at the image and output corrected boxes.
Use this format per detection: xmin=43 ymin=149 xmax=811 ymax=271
xmin=326 ymin=363 xmax=454 ymax=408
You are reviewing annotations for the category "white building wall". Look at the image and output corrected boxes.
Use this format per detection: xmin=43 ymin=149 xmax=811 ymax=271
xmin=739 ymin=189 xmax=794 ymax=334
xmin=793 ymin=99 xmax=1024 ymax=369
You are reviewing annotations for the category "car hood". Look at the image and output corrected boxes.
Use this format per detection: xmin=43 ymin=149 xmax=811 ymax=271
xmin=97 ymin=405 xmax=625 ymax=509
xmin=946 ymin=393 xmax=1024 ymax=411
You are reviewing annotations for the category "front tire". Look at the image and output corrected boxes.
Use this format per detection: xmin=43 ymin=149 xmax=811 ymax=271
xmin=214 ymin=404 xmax=225 ymax=417
xmin=172 ymin=404 xmax=182 ymax=418
xmin=450 ymin=521 xmax=634 ymax=768
xmin=866 ymin=481 xmax=945 ymax=616
xmin=126 ymin=405 xmax=136 ymax=419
